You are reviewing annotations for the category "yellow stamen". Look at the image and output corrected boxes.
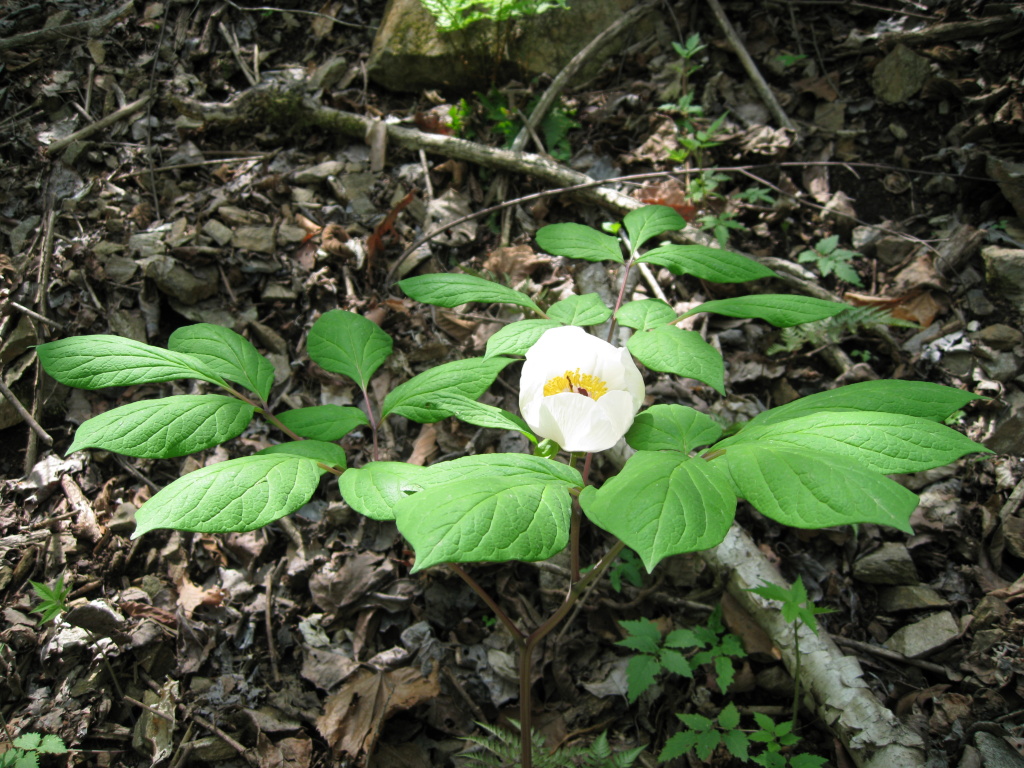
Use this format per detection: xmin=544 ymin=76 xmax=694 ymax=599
xmin=543 ymin=368 xmax=608 ymax=400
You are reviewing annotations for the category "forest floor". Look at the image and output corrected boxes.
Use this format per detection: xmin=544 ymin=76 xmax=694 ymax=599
xmin=2 ymin=0 xmax=1024 ymax=766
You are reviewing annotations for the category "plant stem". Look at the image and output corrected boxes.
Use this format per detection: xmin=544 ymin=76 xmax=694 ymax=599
xmin=448 ymin=563 xmax=525 ymax=647
xmin=792 ymin=625 xmax=802 ymax=731
xmin=359 ymin=384 xmax=381 ymax=462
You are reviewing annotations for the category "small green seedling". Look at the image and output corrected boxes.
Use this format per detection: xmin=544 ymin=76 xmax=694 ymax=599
xmin=457 ymin=720 xmax=643 ymax=767
xmin=0 ymin=733 xmax=68 ymax=768
xmin=660 ymin=702 xmax=749 ymax=762
xmin=798 ymin=235 xmax=864 ymax=286
xmin=775 ymin=52 xmax=809 ymax=69
xmin=607 ymin=548 xmax=644 ymax=593
xmin=29 ymin=575 xmax=70 ymax=625
xmin=749 ymin=714 xmax=828 ymax=768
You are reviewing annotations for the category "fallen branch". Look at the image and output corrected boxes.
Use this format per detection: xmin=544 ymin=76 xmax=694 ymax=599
xmin=0 ymin=0 xmax=134 ymax=53
xmin=44 ymin=94 xmax=153 ymax=156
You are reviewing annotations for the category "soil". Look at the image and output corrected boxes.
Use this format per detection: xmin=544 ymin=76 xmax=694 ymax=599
xmin=1 ymin=1 xmax=1024 ymax=767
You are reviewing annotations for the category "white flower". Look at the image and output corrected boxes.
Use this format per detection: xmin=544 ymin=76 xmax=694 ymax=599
xmin=519 ymin=325 xmax=645 ymax=453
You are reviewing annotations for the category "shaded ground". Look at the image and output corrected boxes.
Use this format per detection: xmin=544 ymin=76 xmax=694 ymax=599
xmin=2 ymin=1 xmax=1024 ymax=766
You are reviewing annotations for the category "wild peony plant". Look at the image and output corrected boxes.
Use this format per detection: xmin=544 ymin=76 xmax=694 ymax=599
xmin=36 ymin=205 xmax=990 ymax=767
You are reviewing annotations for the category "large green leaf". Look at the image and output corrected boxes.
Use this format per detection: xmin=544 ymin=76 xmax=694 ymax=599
xmin=37 ymin=336 xmax=227 ymax=389
xmin=580 ymin=452 xmax=736 ymax=572
xmin=627 ymin=325 xmax=725 ymax=394
xmin=626 ymin=404 xmax=722 ymax=453
xmin=419 ymin=452 xmax=583 ymax=488
xmin=258 ymin=439 xmax=347 ymax=469
xmin=395 ymin=477 xmax=572 ymax=571
xmin=67 ymin=395 xmax=254 ymax=459
xmin=623 ymin=205 xmax=687 ymax=255
xmin=718 ymin=445 xmax=918 ymax=531
xmin=616 ymin=299 xmax=677 ymax=331
xmin=636 ymin=244 xmax=776 ymax=283
xmin=381 ymin=356 xmax=513 ymax=421
xmin=338 ymin=462 xmax=427 ymax=521
xmin=306 ymin=310 xmax=393 ymax=390
xmin=484 ymin=319 xmax=561 ymax=358
xmin=425 ymin=393 xmax=537 ymax=441
xmin=678 ymin=295 xmax=847 ymax=327
xmin=398 ymin=273 xmax=542 ymax=313
xmin=168 ymin=324 xmax=275 ymax=401
xmin=547 ymin=293 xmax=612 ymax=326
xmin=746 ymin=380 xmax=986 ymax=427
xmin=715 ymin=411 xmax=989 ymax=474
xmin=277 ymin=405 xmax=369 ymax=441
xmin=133 ymin=454 xmax=326 ymax=536
xmin=535 ymin=222 xmax=623 ymax=263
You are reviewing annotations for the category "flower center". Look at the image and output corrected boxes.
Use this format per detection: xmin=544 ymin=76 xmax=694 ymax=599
xmin=543 ymin=368 xmax=609 ymax=400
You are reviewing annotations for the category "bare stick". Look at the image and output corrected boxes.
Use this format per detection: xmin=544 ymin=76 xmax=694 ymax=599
xmin=0 ymin=1 xmax=134 ymax=53
xmin=44 ymin=94 xmax=153 ymax=156
xmin=0 ymin=377 xmax=52 ymax=446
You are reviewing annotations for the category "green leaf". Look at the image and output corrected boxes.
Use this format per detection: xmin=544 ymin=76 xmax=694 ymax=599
xmin=535 ymin=222 xmax=623 ymax=263
xmin=12 ymin=735 xmax=41 ymax=751
xmin=258 ymin=439 xmax=347 ymax=469
xmin=420 ymin=452 xmax=583 ymax=489
xmin=168 ymin=324 xmax=275 ymax=401
xmin=14 ymin=752 xmax=39 ymax=768
xmin=626 ymin=404 xmax=722 ymax=453
xmin=678 ymin=295 xmax=847 ymax=327
xmin=617 ymin=618 xmax=662 ymax=650
xmin=623 ymin=205 xmax=687 ymax=254
xmin=133 ymin=454 xmax=325 ymax=536
xmin=625 ymin=654 xmax=661 ymax=702
xmin=546 ymin=293 xmax=612 ymax=326
xmin=717 ymin=411 xmax=989 ymax=474
xmin=485 ymin=319 xmax=561 ymax=357
xmin=36 ymin=736 xmax=66 ymax=756
xmin=381 ymin=356 xmax=513 ymax=421
xmin=659 ymin=731 xmax=698 ymax=762
xmin=714 ymin=655 xmax=737 ymax=692
xmin=660 ymin=649 xmax=693 ymax=678
xmin=719 ymin=446 xmax=919 ymax=531
xmin=277 ymin=405 xmax=369 ymax=441
xmin=718 ymin=702 xmax=741 ymax=730
xmin=746 ymin=380 xmax=986 ymax=427
xmin=398 ymin=273 xmax=542 ymax=313
xmin=580 ymin=452 xmax=736 ymax=571
xmin=426 ymin=393 xmax=537 ymax=441
xmin=722 ymin=728 xmax=750 ymax=761
xmin=307 ymin=310 xmax=393 ymax=390
xmin=627 ymin=325 xmax=725 ymax=394
xmin=636 ymin=244 xmax=776 ymax=283
xmin=616 ymin=633 xmax=661 ymax=655
xmin=394 ymin=477 xmax=572 ymax=571
xmin=615 ymin=298 xmax=676 ymax=331
xmin=338 ymin=462 xmax=427 ymax=521
xmin=67 ymin=395 xmax=254 ymax=459
xmin=37 ymin=336 xmax=227 ymax=389
xmin=664 ymin=628 xmax=702 ymax=648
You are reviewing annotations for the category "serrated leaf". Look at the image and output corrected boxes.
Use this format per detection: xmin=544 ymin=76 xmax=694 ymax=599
xmin=678 ymin=295 xmax=847 ymax=327
xmin=535 ymin=222 xmax=623 ymax=263
xmin=12 ymin=734 xmax=41 ymax=751
xmin=718 ymin=702 xmax=741 ymax=730
xmin=37 ymin=336 xmax=227 ymax=389
xmin=580 ymin=452 xmax=736 ymax=571
xmin=168 ymin=324 xmax=275 ymax=401
xmin=623 ymin=205 xmax=687 ymax=254
xmin=14 ymin=751 xmax=39 ymax=768
xmin=717 ymin=411 xmax=989 ymax=474
xmin=485 ymin=319 xmax=560 ymax=357
xmin=394 ymin=477 xmax=572 ymax=571
xmin=337 ymin=462 xmax=427 ymax=521
xmin=722 ymin=728 xmax=750 ymax=761
xmin=307 ymin=310 xmax=393 ymax=390
xmin=664 ymin=628 xmax=702 ymax=648
xmin=696 ymin=728 xmax=721 ymax=761
xmin=398 ymin=273 xmax=542 ymax=313
xmin=547 ymin=293 xmax=612 ymax=326
xmin=714 ymin=655 xmax=737 ymax=692
xmin=616 ymin=635 xmax=661 ymax=654
xmin=636 ymin=244 xmax=776 ymax=283
xmin=627 ymin=325 xmax=725 ymax=394
xmin=626 ymin=404 xmax=722 ymax=453
xmin=381 ymin=356 xmax=513 ymax=421
xmin=719 ymin=446 xmax=919 ymax=531
xmin=67 ymin=395 xmax=254 ymax=459
xmin=617 ymin=618 xmax=662 ymax=647
xmin=258 ymin=439 xmax=347 ymax=469
xmin=615 ymin=298 xmax=676 ymax=331
xmin=277 ymin=405 xmax=369 ymax=441
xmin=746 ymin=380 xmax=986 ymax=427
xmin=660 ymin=649 xmax=693 ymax=678
xmin=659 ymin=731 xmax=698 ymax=762
xmin=133 ymin=454 xmax=325 ymax=536
xmin=36 ymin=736 xmax=66 ymax=755
xmin=625 ymin=654 xmax=661 ymax=702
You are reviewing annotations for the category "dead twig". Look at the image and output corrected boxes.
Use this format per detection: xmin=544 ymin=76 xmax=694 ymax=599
xmin=0 ymin=1 xmax=134 ymax=53
xmin=44 ymin=94 xmax=153 ymax=156
xmin=0 ymin=377 xmax=53 ymax=447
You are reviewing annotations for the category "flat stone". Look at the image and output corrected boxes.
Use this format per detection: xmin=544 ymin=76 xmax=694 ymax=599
xmin=128 ymin=229 xmax=167 ymax=258
xmin=309 ymin=55 xmax=350 ymax=91
xmin=262 ymin=282 xmax=298 ymax=301
xmin=875 ymin=235 xmax=916 ymax=267
xmin=232 ymin=226 xmax=277 ymax=254
xmin=277 ymin=223 xmax=307 ymax=244
xmin=986 ymin=389 xmax=1024 ymax=456
xmin=965 ymin=288 xmax=995 ymax=316
xmin=977 ymin=350 xmax=1021 ymax=382
xmin=291 ymin=160 xmax=345 ymax=184
xmin=987 ymin=155 xmax=1024 ymax=220
xmin=139 ymin=255 xmax=218 ymax=305
xmin=852 ymin=542 xmax=920 ymax=585
xmin=878 ymin=585 xmax=946 ymax=612
xmin=972 ymin=595 xmax=1010 ymax=629
xmin=101 ymin=255 xmax=139 ymax=284
xmin=982 ymin=245 xmax=1024 ymax=304
xmin=974 ymin=731 xmax=1024 ymax=768
xmin=972 ymin=324 xmax=1024 ymax=351
xmin=202 ymin=219 xmax=233 ymax=246
xmin=885 ymin=610 xmax=959 ymax=658
xmin=872 ymin=44 xmax=931 ymax=104
xmin=0 ymin=315 xmax=37 ymax=364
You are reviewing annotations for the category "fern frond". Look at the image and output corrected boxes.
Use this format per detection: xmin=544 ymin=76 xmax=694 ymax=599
xmin=766 ymin=306 xmax=915 ymax=356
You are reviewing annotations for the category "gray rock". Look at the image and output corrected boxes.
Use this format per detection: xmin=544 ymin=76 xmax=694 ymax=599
xmin=877 ymin=585 xmax=946 ymax=612
xmin=309 ymin=56 xmax=350 ymax=91
xmin=852 ymin=542 xmax=920 ymax=585
xmin=332 ymin=172 xmax=377 ymax=217
xmin=987 ymin=155 xmax=1024 ymax=220
xmin=291 ymin=160 xmax=346 ymax=184
xmin=977 ymin=350 xmax=1021 ymax=382
xmin=128 ymin=229 xmax=168 ymax=258
xmin=972 ymin=324 xmax=1024 ymax=351
xmin=232 ymin=226 xmax=277 ymax=254
xmin=872 ymin=44 xmax=931 ymax=104
xmin=974 ymin=731 xmax=1024 ymax=768
xmin=884 ymin=610 xmax=959 ymax=658
xmin=0 ymin=315 xmax=37 ymax=364
xmin=9 ymin=215 xmax=41 ymax=254
xmin=982 ymin=246 xmax=1024 ymax=304
xmin=986 ymin=388 xmax=1024 ymax=455
xmin=966 ymin=288 xmax=996 ymax=316
xmin=101 ymin=255 xmax=139 ymax=284
xmin=140 ymin=255 xmax=218 ymax=305
xmin=262 ymin=282 xmax=298 ymax=301
xmin=202 ymin=219 xmax=233 ymax=246
xmin=972 ymin=595 xmax=1009 ymax=629
xmin=875 ymin=235 xmax=916 ymax=267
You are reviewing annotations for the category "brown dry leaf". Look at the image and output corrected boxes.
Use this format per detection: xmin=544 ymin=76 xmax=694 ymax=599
xmin=721 ymin=591 xmax=779 ymax=661
xmin=407 ymin=423 xmax=438 ymax=466
xmin=803 ymin=143 xmax=834 ymax=204
xmin=256 ymin=732 xmax=312 ymax=768
xmin=316 ymin=667 xmax=440 ymax=762
xmin=846 ymin=289 xmax=946 ymax=327
xmin=310 ymin=551 xmax=393 ymax=613
xmin=436 ymin=310 xmax=478 ymax=341
xmin=483 ymin=245 xmax=548 ymax=284
xmin=321 ymin=222 xmax=353 ymax=258
xmin=311 ymin=0 xmax=342 ymax=39
xmin=176 ymin=573 xmax=225 ymax=619
xmin=301 ymin=646 xmax=359 ymax=691
xmin=793 ymin=72 xmax=841 ymax=102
